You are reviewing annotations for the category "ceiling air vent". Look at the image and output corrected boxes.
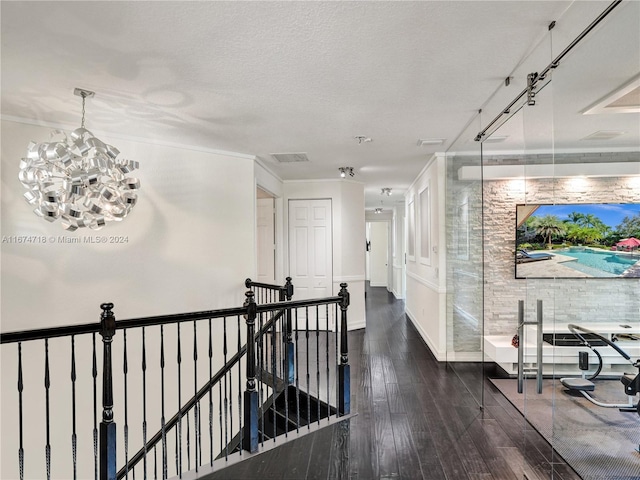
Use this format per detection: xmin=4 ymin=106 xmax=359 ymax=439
xmin=580 ymin=130 xmax=626 ymax=141
xmin=271 ymin=152 xmax=310 ymax=163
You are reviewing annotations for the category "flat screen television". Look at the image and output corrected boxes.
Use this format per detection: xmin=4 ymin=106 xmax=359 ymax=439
xmin=515 ymin=203 xmax=640 ymax=279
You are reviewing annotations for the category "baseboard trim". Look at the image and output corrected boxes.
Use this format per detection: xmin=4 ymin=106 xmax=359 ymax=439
xmin=404 ymin=307 xmax=446 ymax=361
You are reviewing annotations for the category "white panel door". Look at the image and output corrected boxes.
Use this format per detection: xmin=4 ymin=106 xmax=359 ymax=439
xmin=369 ymin=222 xmax=389 ymax=287
xmin=288 ymin=199 xmax=333 ymax=328
xmin=257 ymin=198 xmax=275 ymax=283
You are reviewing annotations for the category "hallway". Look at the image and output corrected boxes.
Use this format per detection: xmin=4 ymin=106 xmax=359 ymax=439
xmin=208 ymin=285 xmax=580 ymax=479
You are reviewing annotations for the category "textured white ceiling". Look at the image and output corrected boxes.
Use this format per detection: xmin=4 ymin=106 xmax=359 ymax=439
xmin=2 ymin=1 xmax=636 ymax=208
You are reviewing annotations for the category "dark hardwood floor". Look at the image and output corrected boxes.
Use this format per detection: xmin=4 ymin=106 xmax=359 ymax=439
xmin=206 ymin=285 xmax=581 ymax=480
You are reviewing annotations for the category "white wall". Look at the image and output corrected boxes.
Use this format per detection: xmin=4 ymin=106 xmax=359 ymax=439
xmin=283 ymin=179 xmax=366 ymax=330
xmin=1 ymin=119 xmax=256 ymax=479
xmin=1 ymin=120 xmax=256 ymax=328
xmin=404 ymin=154 xmax=447 ymax=360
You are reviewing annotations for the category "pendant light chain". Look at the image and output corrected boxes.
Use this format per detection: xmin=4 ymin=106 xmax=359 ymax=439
xmin=81 ymin=93 xmax=86 ymax=129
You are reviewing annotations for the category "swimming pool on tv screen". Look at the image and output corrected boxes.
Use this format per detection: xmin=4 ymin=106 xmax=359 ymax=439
xmin=561 ymin=248 xmax=639 ymax=276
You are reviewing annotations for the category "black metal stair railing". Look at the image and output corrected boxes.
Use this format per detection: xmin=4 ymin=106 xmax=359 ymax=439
xmin=0 ymin=279 xmax=350 ymax=480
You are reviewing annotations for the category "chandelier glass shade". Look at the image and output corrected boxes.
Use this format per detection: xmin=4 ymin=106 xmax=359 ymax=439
xmin=18 ymin=90 xmax=140 ymax=231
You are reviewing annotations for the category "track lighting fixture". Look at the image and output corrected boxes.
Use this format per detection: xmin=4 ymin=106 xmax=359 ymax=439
xmin=374 ymin=208 xmax=382 ymax=214
xmin=339 ymin=167 xmax=354 ymax=178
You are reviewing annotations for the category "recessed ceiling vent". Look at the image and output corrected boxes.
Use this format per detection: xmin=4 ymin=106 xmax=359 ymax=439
xmin=583 ymin=74 xmax=640 ymax=114
xmin=271 ymin=152 xmax=310 ymax=163
xmin=580 ymin=130 xmax=626 ymax=141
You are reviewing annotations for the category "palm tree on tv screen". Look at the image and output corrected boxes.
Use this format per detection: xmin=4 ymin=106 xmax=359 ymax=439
xmin=533 ymin=215 xmax=566 ymax=248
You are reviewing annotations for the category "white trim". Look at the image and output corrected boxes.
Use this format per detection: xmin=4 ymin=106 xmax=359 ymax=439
xmin=459 ymin=162 xmax=640 ymax=181
xmin=406 ymin=154 xmax=440 ymax=193
xmin=333 ymin=275 xmax=366 ymax=283
xmin=369 ymin=282 xmax=387 ymax=288
xmin=418 ymin=182 xmax=431 ymax=266
xmin=1 ymin=115 xmax=256 ymax=159
xmin=254 ymin=157 xmax=283 ymax=183
xmin=284 ymin=178 xmax=364 ymax=185
xmin=392 ymin=288 xmax=404 ymax=300
xmin=348 ymin=320 xmax=366 ymax=331
xmin=406 ymin=270 xmax=445 ymax=294
xmin=446 ymin=352 xmax=483 ymax=362
xmin=392 ymin=264 xmax=403 ymax=270
xmin=405 ymin=307 xmax=446 ymax=361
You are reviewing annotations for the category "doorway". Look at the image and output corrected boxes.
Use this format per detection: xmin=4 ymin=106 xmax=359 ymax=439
xmin=256 ymin=187 xmax=276 ymax=284
xmin=367 ymin=221 xmax=389 ymax=289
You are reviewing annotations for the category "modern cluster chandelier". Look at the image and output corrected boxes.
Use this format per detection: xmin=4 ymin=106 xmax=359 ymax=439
xmin=18 ymin=88 xmax=140 ymax=231
xmin=339 ymin=167 xmax=354 ymax=178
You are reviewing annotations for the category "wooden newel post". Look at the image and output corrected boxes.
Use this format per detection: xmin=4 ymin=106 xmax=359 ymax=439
xmin=283 ymin=277 xmax=295 ymax=384
xmin=338 ymin=283 xmax=350 ymax=415
xmin=99 ymin=303 xmax=117 ymax=480
xmin=243 ymin=291 xmax=259 ymax=453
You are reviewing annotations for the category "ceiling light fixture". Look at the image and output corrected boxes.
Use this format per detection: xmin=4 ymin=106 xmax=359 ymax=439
xmin=354 ymin=136 xmax=372 ymax=144
xmin=417 ymin=138 xmax=445 ymax=146
xmin=339 ymin=167 xmax=354 ymax=178
xmin=374 ymin=208 xmax=383 ymax=214
xmin=18 ymin=88 xmax=140 ymax=231
xmin=381 ymin=187 xmax=392 ymax=196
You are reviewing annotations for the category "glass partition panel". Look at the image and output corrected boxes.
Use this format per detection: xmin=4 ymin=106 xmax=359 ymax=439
xmin=549 ymin=1 xmax=640 ymax=479
xmin=480 ymin=1 xmax=640 ymax=478
xmin=445 ymin=114 xmax=484 ymax=405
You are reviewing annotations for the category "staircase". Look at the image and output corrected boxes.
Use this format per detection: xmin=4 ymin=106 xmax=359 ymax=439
xmin=220 ymin=385 xmax=337 ymax=460
xmin=0 ymin=278 xmax=351 ymax=480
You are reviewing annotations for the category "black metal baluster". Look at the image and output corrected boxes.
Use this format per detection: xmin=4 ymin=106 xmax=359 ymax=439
xmin=282 ymin=311 xmax=289 ymax=438
xmin=18 ymin=343 xmax=24 ymax=480
xmin=123 ymin=330 xmax=129 ymax=480
xmin=186 ymin=410 xmax=191 ymax=470
xmin=294 ymin=309 xmax=300 ymax=432
xmin=193 ymin=320 xmax=200 ymax=470
xmin=142 ymin=327 xmax=148 ymax=479
xmin=271 ymin=318 xmax=277 ymax=442
xmin=258 ymin=312 xmax=264 ymax=445
xmin=338 ymin=284 xmax=351 ymax=415
xmin=154 ymin=444 xmax=158 ymax=480
xmin=326 ymin=304 xmax=330 ymax=422
xmin=223 ymin=317 xmax=228 ymax=459
xmin=316 ymin=305 xmax=320 ymax=424
xmin=305 ymin=306 xmax=310 ymax=429
xmin=334 ymin=303 xmax=339 ymax=411
xmin=160 ymin=325 xmax=167 ymax=480
xmin=44 ymin=339 xmax=51 ymax=480
xmin=208 ymin=319 xmax=213 ymax=466
xmin=92 ymin=333 xmax=98 ymax=480
xmin=176 ymin=323 xmax=182 ymax=477
xmin=218 ymin=354 xmax=222 ymax=459
xmin=237 ymin=315 xmax=243 ymax=454
xmin=71 ymin=336 xmax=77 ymax=480
xmin=99 ymin=303 xmax=117 ymax=480
xmin=174 ymin=428 xmax=178 ymax=476
xmin=228 ymin=324 xmax=233 ymax=458
xmin=242 ymin=291 xmax=259 ymax=454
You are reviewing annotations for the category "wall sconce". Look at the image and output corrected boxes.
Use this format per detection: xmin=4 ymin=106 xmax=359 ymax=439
xmin=381 ymin=187 xmax=392 ymax=196
xmin=339 ymin=167 xmax=354 ymax=178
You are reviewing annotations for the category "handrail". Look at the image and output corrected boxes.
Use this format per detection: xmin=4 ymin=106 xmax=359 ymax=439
xmin=0 ymin=305 xmax=247 ymax=344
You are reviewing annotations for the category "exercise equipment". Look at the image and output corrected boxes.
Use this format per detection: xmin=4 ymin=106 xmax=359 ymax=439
xmin=560 ymin=324 xmax=640 ymax=416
